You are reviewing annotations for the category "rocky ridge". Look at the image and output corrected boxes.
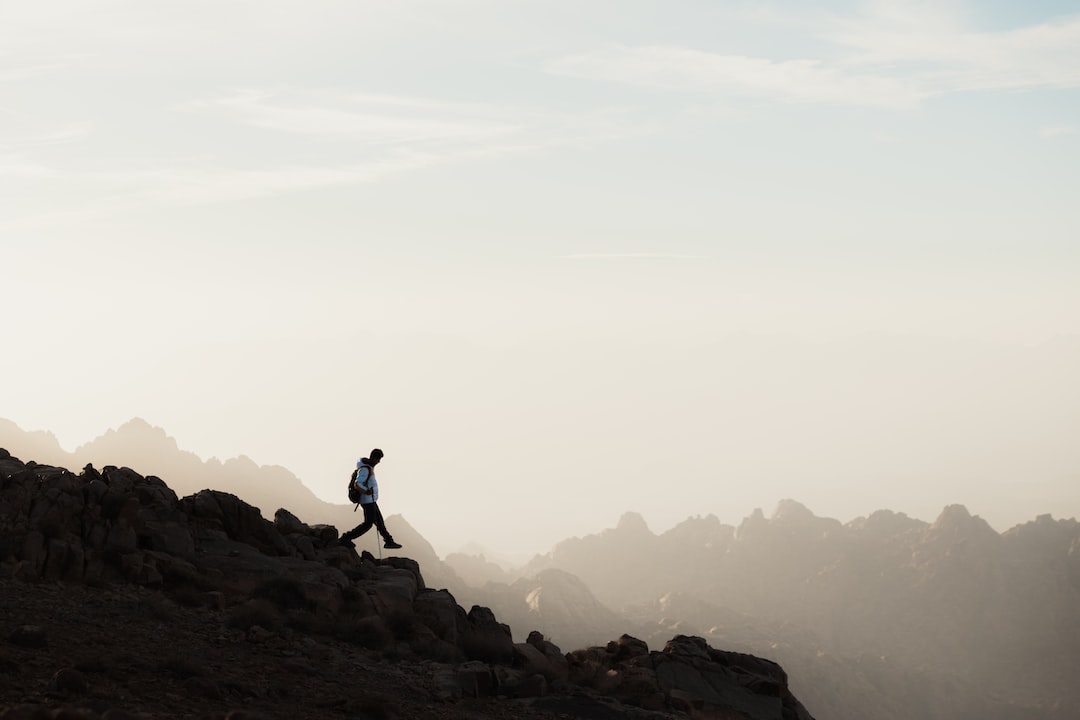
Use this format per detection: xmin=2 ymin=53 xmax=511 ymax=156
xmin=0 ymin=448 xmax=814 ymax=720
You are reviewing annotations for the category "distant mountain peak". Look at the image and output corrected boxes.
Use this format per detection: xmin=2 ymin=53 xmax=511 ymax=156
xmin=118 ymin=417 xmax=155 ymax=431
xmin=772 ymin=498 xmax=814 ymax=522
xmin=79 ymin=417 xmax=177 ymax=454
xmin=615 ymin=511 xmax=650 ymax=534
xmin=929 ymin=504 xmax=999 ymax=543
xmin=931 ymin=503 xmax=976 ymax=530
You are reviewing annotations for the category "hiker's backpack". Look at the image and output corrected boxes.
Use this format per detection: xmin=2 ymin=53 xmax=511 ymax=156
xmin=347 ymin=465 xmax=368 ymax=504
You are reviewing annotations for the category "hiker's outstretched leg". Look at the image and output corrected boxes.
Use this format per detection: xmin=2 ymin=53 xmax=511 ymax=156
xmin=339 ymin=509 xmax=375 ymax=547
xmin=370 ymin=502 xmax=402 ymax=549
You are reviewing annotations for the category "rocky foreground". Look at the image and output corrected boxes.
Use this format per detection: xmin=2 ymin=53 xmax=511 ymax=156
xmin=0 ymin=449 xmax=813 ymax=719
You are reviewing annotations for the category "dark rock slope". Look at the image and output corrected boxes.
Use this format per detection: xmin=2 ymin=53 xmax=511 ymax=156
xmin=0 ymin=448 xmax=814 ymax=720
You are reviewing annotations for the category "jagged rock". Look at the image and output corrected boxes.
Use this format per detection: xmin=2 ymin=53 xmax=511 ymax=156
xmin=453 ymin=660 xmax=496 ymax=698
xmin=462 ymin=605 xmax=514 ymax=664
xmin=48 ymin=668 xmax=87 ymax=696
xmin=655 ymin=636 xmax=811 ymax=720
xmin=567 ymin=634 xmax=812 ymax=719
xmin=308 ymin=524 xmax=340 ymax=545
xmin=8 ymin=625 xmax=47 ymax=649
xmin=526 ymin=630 xmax=569 ymax=680
xmin=513 ymin=640 xmax=568 ymax=684
xmin=140 ymin=518 xmax=195 ymax=558
xmin=608 ymin=633 xmax=649 ymax=661
xmin=414 ymin=588 xmax=467 ymax=647
xmin=273 ymin=507 xmax=307 ymax=536
xmin=179 ymin=489 xmax=291 ymax=556
xmin=42 ymin=537 xmax=84 ymax=582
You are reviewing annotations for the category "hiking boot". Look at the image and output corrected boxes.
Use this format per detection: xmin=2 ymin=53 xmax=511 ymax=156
xmin=383 ymin=540 xmax=402 ymax=550
xmin=338 ymin=537 xmax=356 ymax=548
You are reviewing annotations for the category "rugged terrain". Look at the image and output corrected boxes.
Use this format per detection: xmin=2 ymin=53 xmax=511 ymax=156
xmin=0 ymin=448 xmax=813 ymax=720
xmin=7 ymin=418 xmax=1080 ymax=719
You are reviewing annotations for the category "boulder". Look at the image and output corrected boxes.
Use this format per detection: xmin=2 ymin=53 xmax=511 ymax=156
xmin=179 ymin=489 xmax=290 ymax=556
xmin=414 ymin=588 xmax=467 ymax=645
xmin=461 ymin=605 xmax=514 ymax=664
xmin=654 ymin=636 xmax=813 ymax=720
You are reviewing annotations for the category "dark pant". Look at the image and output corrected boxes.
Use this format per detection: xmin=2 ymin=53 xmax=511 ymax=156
xmin=342 ymin=502 xmax=394 ymax=542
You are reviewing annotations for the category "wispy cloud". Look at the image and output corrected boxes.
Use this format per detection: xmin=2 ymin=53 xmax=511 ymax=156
xmin=1 ymin=89 xmax=640 ymax=230
xmin=1040 ymin=124 xmax=1075 ymax=138
xmin=547 ymin=7 xmax=1080 ymax=109
xmin=187 ymin=88 xmax=635 ymax=151
xmin=559 ymin=253 xmax=706 ymax=261
xmin=0 ymin=124 xmax=90 ymax=152
xmin=830 ymin=6 xmax=1080 ymax=93
xmin=189 ymin=90 xmax=525 ymax=146
xmin=550 ymin=46 xmax=927 ymax=109
xmin=0 ymin=52 xmax=89 ymax=82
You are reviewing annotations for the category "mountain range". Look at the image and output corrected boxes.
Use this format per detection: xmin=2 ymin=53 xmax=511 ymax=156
xmin=3 ymin=417 xmax=1078 ymax=720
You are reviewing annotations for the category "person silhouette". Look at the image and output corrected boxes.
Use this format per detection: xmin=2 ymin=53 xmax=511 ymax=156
xmin=339 ymin=447 xmax=402 ymax=550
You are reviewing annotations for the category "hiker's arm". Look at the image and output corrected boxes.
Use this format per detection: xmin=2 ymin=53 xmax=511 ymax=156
xmin=356 ymin=467 xmax=374 ymax=494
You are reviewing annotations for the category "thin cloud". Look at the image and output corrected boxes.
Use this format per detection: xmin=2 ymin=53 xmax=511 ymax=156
xmin=3 ymin=90 xmax=640 ymax=230
xmin=0 ymin=53 xmax=89 ymax=82
xmin=186 ymin=88 xmax=635 ymax=151
xmin=1039 ymin=124 xmax=1075 ymax=138
xmin=0 ymin=124 xmax=90 ymax=152
xmin=830 ymin=8 xmax=1080 ymax=93
xmin=559 ymin=253 xmax=706 ymax=261
xmin=549 ymin=46 xmax=927 ymax=109
xmin=0 ymin=153 xmax=464 ymax=232
xmin=191 ymin=90 xmax=526 ymax=146
xmin=547 ymin=8 xmax=1080 ymax=109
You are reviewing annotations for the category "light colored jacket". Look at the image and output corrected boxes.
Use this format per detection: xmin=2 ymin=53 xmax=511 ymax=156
xmin=354 ymin=463 xmax=379 ymax=504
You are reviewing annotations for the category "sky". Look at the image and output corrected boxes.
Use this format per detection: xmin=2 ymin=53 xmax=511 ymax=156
xmin=3 ymin=0 xmax=1079 ymax=559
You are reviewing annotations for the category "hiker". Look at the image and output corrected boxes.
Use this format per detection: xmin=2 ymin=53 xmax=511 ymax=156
xmin=339 ymin=448 xmax=402 ymax=550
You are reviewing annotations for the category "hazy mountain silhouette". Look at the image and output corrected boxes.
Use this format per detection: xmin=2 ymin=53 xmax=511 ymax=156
xmin=508 ymin=499 xmax=1080 ymax=720
xmin=452 ymin=568 xmax=633 ymax=650
xmin=443 ymin=551 xmax=511 ymax=587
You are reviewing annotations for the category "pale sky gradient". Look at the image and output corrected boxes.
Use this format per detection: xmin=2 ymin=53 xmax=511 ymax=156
xmin=3 ymin=0 xmax=1079 ymax=558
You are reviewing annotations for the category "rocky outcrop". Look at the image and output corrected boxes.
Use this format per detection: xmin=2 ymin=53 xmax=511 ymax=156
xmin=0 ymin=448 xmax=814 ymax=719
xmin=565 ymin=634 xmax=813 ymax=720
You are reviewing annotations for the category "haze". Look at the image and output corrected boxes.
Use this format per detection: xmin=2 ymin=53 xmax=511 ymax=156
xmin=3 ymin=0 xmax=1078 ymax=558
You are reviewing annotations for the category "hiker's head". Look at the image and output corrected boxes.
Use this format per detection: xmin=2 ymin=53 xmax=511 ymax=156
xmin=369 ymin=448 xmax=384 ymax=465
